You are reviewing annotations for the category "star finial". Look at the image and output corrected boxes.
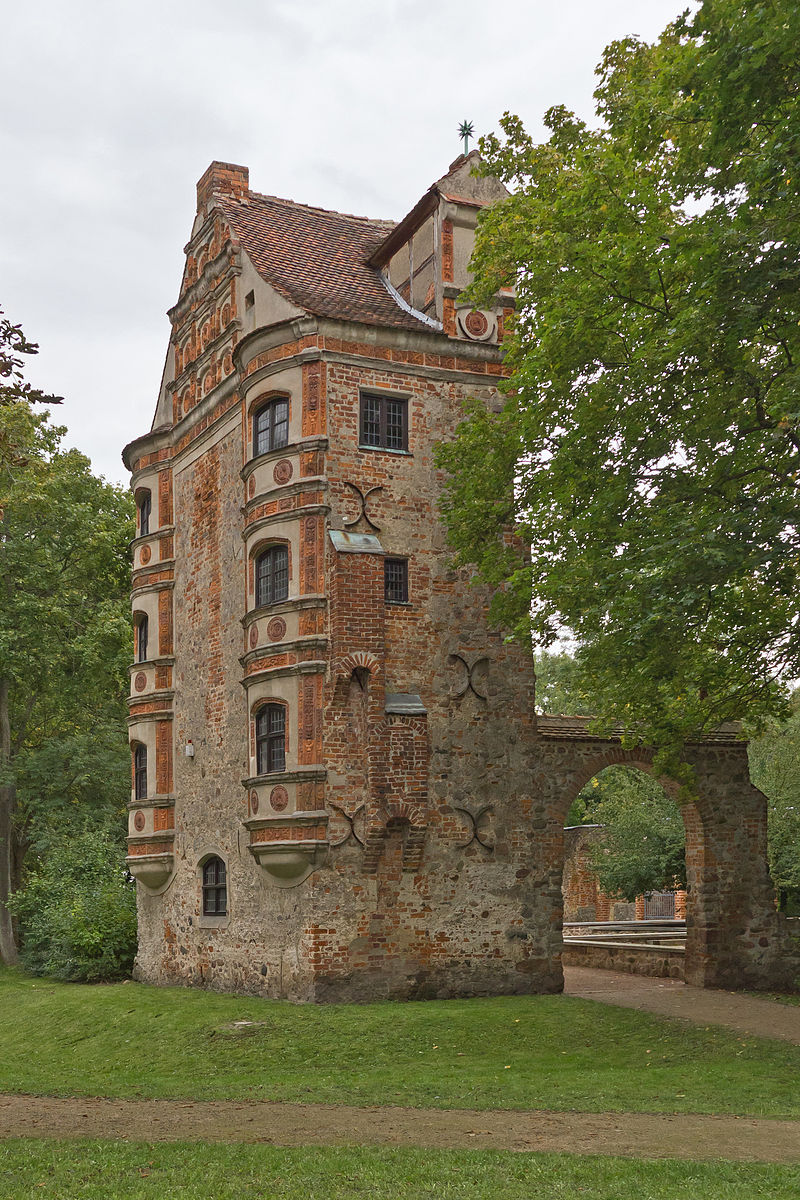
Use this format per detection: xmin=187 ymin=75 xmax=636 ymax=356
xmin=458 ymin=120 xmax=475 ymax=156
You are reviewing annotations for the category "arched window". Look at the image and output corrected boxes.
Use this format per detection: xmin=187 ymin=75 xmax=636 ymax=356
xmin=136 ymin=614 xmax=148 ymax=663
xmin=134 ymin=744 xmax=147 ymax=800
xmin=202 ymin=857 xmax=227 ymax=916
xmin=255 ymin=544 xmax=289 ymax=607
xmin=256 ymin=704 xmax=286 ymax=775
xmin=138 ymin=490 xmax=152 ymax=537
xmin=253 ymin=397 xmax=289 ymax=457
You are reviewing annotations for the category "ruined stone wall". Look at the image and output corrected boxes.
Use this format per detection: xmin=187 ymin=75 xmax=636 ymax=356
xmin=562 ymin=826 xmax=611 ymax=922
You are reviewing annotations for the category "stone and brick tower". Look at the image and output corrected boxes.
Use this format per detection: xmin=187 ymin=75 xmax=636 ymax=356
xmin=123 ymin=157 xmax=796 ymax=998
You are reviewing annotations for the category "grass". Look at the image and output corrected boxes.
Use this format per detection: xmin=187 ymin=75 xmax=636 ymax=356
xmin=749 ymin=991 xmax=800 ymax=1007
xmin=1 ymin=1141 xmax=799 ymax=1200
xmin=1 ymin=967 xmax=798 ymax=1117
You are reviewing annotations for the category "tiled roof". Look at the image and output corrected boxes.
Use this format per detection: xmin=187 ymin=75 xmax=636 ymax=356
xmin=536 ymin=715 xmax=744 ymax=745
xmin=217 ymin=191 xmax=429 ymax=332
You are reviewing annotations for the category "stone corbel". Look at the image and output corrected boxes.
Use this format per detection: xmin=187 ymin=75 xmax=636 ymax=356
xmin=245 ymin=811 xmax=328 ymax=888
xmin=126 ymin=840 xmax=175 ymax=892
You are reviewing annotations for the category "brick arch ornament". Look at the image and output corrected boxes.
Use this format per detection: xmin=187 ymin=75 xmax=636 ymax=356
xmin=362 ymin=800 xmax=428 ymax=875
xmin=332 ymin=650 xmax=381 ymax=705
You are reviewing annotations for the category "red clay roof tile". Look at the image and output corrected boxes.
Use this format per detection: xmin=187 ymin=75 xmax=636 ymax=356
xmin=218 ymin=190 xmax=429 ymax=332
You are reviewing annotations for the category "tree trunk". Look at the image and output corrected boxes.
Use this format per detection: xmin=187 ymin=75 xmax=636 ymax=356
xmin=0 ymin=678 xmax=18 ymax=964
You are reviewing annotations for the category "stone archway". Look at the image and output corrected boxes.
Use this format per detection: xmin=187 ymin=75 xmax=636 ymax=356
xmin=529 ymin=717 xmax=796 ymax=990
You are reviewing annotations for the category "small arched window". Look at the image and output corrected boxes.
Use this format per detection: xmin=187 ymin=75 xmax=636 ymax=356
xmin=253 ymin=397 xmax=289 ymax=457
xmin=255 ymin=544 xmax=289 ymax=607
xmin=256 ymin=704 xmax=286 ymax=775
xmin=202 ymin=856 xmax=227 ymax=916
xmin=138 ymin=490 xmax=152 ymax=537
xmin=134 ymin=744 xmax=147 ymax=800
xmin=136 ymin=614 xmax=149 ymax=663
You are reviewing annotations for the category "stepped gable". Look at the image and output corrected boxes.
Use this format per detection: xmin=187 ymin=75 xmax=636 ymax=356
xmin=217 ymin=189 xmax=428 ymax=332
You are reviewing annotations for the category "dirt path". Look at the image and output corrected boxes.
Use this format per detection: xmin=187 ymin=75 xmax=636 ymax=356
xmin=1 ymin=1094 xmax=799 ymax=1162
xmin=564 ymin=966 xmax=800 ymax=1043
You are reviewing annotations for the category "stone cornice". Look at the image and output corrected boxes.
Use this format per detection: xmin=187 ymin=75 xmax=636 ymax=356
xmin=241 ymin=659 xmax=327 ymax=686
xmin=239 ymin=437 xmax=328 ymax=483
xmin=239 ymin=637 xmax=328 ymax=670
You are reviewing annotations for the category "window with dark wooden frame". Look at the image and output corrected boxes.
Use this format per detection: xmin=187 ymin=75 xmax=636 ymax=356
xmin=138 ymin=491 xmax=151 ymax=536
xmin=384 ymin=558 xmax=409 ymax=603
xmin=360 ymin=392 xmax=408 ymax=451
xmin=202 ymin=856 xmax=227 ymax=916
xmin=136 ymin=614 xmax=148 ymax=663
xmin=256 ymin=704 xmax=286 ymax=774
xmin=134 ymin=744 xmax=147 ymax=800
xmin=255 ymin=544 xmax=289 ymax=607
xmin=253 ymin=397 xmax=289 ymax=457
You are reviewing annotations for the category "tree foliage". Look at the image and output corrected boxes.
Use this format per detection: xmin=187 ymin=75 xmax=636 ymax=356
xmin=749 ymin=695 xmax=800 ymax=907
xmin=0 ymin=317 xmax=134 ymax=967
xmin=568 ymin=767 xmax=686 ymax=902
xmin=7 ymin=828 xmax=137 ymax=982
xmin=437 ymin=0 xmax=800 ymax=762
xmin=0 ymin=305 xmax=61 ymax=484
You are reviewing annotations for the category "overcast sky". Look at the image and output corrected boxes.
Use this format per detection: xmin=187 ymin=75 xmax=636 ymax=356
xmin=2 ymin=0 xmax=688 ymax=486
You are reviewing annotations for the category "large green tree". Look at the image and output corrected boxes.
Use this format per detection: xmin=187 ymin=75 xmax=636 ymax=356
xmin=0 ymin=325 xmax=134 ymax=964
xmin=437 ymin=0 xmax=800 ymax=762
xmin=749 ymin=697 xmax=800 ymax=909
xmin=569 ymin=766 xmax=687 ymax=903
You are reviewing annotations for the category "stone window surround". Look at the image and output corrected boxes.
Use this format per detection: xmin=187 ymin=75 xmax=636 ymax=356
xmin=249 ymin=391 xmax=291 ymax=459
xmin=198 ymin=852 xmax=230 ymax=929
xmin=248 ymin=537 xmax=292 ymax=610
xmin=254 ymin=543 xmax=289 ymax=608
xmin=255 ymin=702 xmax=287 ymax=775
xmin=136 ymin=488 xmax=152 ymax=537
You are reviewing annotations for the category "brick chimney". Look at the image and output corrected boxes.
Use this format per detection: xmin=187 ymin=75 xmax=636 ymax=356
xmin=196 ymin=161 xmax=249 ymax=212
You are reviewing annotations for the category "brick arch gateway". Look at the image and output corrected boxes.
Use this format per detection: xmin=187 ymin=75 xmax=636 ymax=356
xmin=533 ymin=717 xmax=796 ymax=991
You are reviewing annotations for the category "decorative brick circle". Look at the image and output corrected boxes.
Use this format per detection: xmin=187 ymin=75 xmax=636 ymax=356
xmin=248 ymin=475 xmax=256 ymax=499
xmin=222 ymin=351 xmax=233 ymax=376
xmin=464 ymin=310 xmax=489 ymax=337
xmin=221 ymin=303 xmax=231 ymax=327
xmin=266 ymin=616 xmax=287 ymax=642
xmin=134 ymin=671 xmax=147 ymax=692
xmin=273 ymin=459 xmax=293 ymax=485
xmin=133 ymin=811 xmax=146 ymax=832
xmin=249 ymin=623 xmax=259 ymax=649
xmin=270 ymin=786 xmax=288 ymax=812
xmin=249 ymin=789 xmax=259 ymax=815
xmin=139 ymin=544 xmax=151 ymax=565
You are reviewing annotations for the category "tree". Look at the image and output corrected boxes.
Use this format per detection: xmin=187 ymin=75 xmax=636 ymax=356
xmin=7 ymin=828 xmax=137 ymax=982
xmin=437 ymin=0 xmax=800 ymax=765
xmin=0 ymin=306 xmax=61 ymax=483
xmin=748 ymin=696 xmax=800 ymax=910
xmin=568 ymin=767 xmax=686 ymax=902
xmin=0 ymin=333 xmax=134 ymax=964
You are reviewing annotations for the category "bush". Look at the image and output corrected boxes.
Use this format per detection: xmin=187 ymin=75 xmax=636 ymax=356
xmin=9 ymin=828 xmax=137 ymax=982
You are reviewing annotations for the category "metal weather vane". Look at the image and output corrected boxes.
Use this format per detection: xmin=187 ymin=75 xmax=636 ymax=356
xmin=458 ymin=120 xmax=475 ymax=156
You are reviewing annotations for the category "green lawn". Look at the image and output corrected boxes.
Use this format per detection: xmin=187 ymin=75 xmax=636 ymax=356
xmin=0 ymin=967 xmax=798 ymax=1117
xmin=1 ymin=1142 xmax=798 ymax=1200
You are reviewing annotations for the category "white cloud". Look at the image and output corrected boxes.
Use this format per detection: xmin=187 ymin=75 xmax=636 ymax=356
xmin=1 ymin=0 xmax=687 ymax=484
